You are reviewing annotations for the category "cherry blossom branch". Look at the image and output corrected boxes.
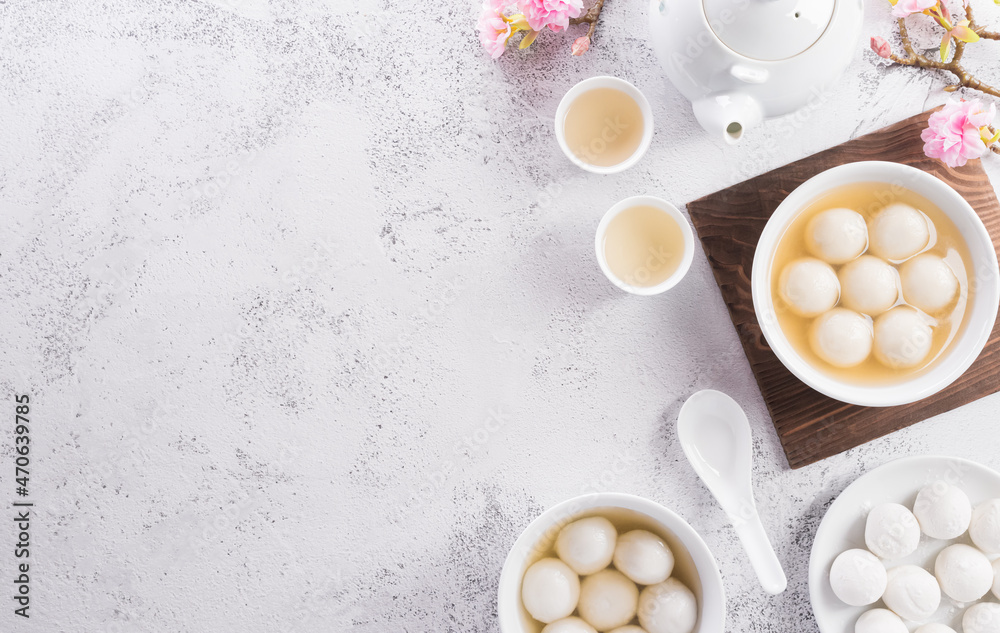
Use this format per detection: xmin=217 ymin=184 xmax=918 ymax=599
xmin=569 ymin=0 xmax=605 ymax=54
xmin=884 ymin=14 xmax=1000 ymax=98
xmin=967 ymin=4 xmax=1000 ymax=40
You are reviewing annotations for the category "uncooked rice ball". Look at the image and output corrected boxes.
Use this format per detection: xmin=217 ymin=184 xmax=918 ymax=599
xmin=935 ymin=544 xmax=993 ymax=603
xmin=865 ymin=503 xmax=920 ymax=560
xmin=855 ymin=609 xmax=908 ymax=633
xmin=913 ymin=480 xmax=972 ymax=540
xmin=830 ymin=549 xmax=887 ymax=606
xmin=964 ymin=603 xmax=1000 ymax=633
xmin=882 ymin=565 xmax=941 ymax=623
xmin=914 ymin=624 xmax=958 ymax=633
xmin=970 ymin=499 xmax=1000 ymax=554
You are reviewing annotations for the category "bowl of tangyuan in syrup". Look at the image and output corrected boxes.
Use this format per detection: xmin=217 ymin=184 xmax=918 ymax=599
xmin=752 ymin=161 xmax=999 ymax=407
xmin=497 ymin=493 xmax=725 ymax=633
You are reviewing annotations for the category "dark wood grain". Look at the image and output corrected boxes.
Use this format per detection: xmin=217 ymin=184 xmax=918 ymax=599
xmin=687 ymin=109 xmax=1000 ymax=470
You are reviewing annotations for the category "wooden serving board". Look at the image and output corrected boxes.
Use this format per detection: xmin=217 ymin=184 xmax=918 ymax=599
xmin=687 ymin=109 xmax=1000 ymax=470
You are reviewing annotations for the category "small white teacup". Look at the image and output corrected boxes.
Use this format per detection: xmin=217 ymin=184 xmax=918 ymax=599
xmin=595 ymin=195 xmax=695 ymax=295
xmin=555 ymin=76 xmax=653 ymax=175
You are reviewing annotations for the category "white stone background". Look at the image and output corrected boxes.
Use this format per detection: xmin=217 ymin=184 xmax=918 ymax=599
xmin=2 ymin=0 xmax=1000 ymax=631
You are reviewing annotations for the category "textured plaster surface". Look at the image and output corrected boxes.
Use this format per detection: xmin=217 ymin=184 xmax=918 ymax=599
xmin=2 ymin=0 xmax=1000 ymax=631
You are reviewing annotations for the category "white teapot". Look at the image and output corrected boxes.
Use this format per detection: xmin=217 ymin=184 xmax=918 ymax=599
xmin=648 ymin=0 xmax=863 ymax=143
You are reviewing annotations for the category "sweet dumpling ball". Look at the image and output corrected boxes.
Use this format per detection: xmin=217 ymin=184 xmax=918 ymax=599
xmin=964 ymin=603 xmax=1000 ymax=633
xmin=855 ymin=609 xmax=909 ymax=633
xmin=868 ymin=202 xmax=931 ymax=261
xmin=873 ymin=306 xmax=933 ymax=369
xmin=779 ymin=258 xmax=841 ymax=317
xmin=970 ymin=499 xmax=1000 ymax=553
xmin=993 ymin=559 xmax=1000 ymax=600
xmin=637 ymin=578 xmax=697 ymax=633
xmin=556 ymin=517 xmax=617 ymax=575
xmin=806 ymin=207 xmax=869 ymax=264
xmin=809 ymin=308 xmax=873 ymax=368
xmin=913 ymin=480 xmax=972 ymax=540
xmin=900 ymin=254 xmax=959 ymax=314
xmin=865 ymin=503 xmax=920 ymax=560
xmin=521 ymin=558 xmax=580 ymax=624
xmin=914 ymin=625 xmax=958 ymax=633
xmin=839 ymin=255 xmax=899 ymax=316
xmin=881 ymin=564 xmax=941 ymax=623
xmin=541 ymin=618 xmax=598 ymax=633
xmin=612 ymin=530 xmax=674 ymax=585
xmin=935 ymin=544 xmax=993 ymax=603
xmin=829 ymin=549 xmax=887 ymax=606
xmin=577 ymin=569 xmax=638 ymax=631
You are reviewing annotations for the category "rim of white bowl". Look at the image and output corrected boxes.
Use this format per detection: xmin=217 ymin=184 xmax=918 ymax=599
xmin=554 ymin=76 xmax=654 ymax=175
xmin=496 ymin=492 xmax=726 ymax=633
xmin=751 ymin=161 xmax=1000 ymax=408
xmin=595 ymin=195 xmax=696 ymax=295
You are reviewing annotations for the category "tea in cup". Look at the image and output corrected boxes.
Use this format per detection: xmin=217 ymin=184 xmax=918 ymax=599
xmin=555 ymin=76 xmax=653 ymax=174
xmin=595 ymin=195 xmax=694 ymax=295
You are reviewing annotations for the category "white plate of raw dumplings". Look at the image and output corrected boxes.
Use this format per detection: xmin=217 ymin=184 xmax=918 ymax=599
xmin=810 ymin=456 xmax=1000 ymax=633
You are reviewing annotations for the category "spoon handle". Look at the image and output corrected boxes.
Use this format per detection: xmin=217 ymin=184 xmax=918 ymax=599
xmin=732 ymin=507 xmax=787 ymax=595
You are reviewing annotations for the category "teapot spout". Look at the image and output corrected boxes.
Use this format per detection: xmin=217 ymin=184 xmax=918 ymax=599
xmin=691 ymin=93 xmax=764 ymax=144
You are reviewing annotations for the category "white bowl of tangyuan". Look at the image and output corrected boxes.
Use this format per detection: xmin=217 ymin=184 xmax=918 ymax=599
xmin=497 ymin=493 xmax=725 ymax=633
xmin=752 ymin=161 xmax=1000 ymax=407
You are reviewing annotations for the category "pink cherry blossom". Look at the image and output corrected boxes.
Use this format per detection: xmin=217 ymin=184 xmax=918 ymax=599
xmin=921 ymin=100 xmax=997 ymax=167
xmin=870 ymin=36 xmax=892 ymax=58
xmin=478 ymin=4 xmax=513 ymax=59
xmin=519 ymin=0 xmax=584 ymax=32
xmin=571 ymin=35 xmax=590 ymax=56
xmin=891 ymin=0 xmax=938 ymax=18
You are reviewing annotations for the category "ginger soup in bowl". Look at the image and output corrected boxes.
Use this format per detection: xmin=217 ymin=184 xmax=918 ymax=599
xmin=751 ymin=162 xmax=999 ymax=407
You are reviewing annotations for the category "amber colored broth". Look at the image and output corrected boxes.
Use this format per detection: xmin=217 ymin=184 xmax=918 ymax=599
xmin=770 ymin=182 xmax=973 ymax=385
xmin=563 ymin=88 xmax=644 ymax=167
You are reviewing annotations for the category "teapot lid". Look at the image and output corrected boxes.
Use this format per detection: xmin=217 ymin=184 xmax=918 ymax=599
xmin=703 ymin=0 xmax=836 ymax=62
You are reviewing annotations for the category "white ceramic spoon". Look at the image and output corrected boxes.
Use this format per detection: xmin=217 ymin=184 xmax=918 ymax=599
xmin=677 ymin=389 xmax=787 ymax=595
